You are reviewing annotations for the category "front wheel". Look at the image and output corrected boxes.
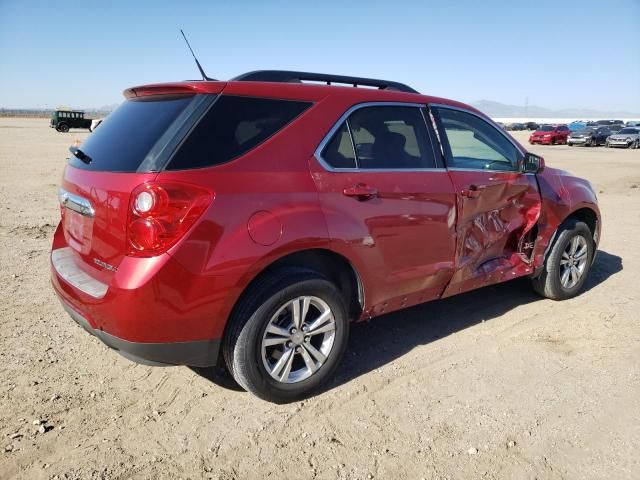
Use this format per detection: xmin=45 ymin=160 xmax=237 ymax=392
xmin=633 ymin=139 xmax=640 ymax=149
xmin=223 ymin=268 xmax=349 ymax=403
xmin=531 ymin=220 xmax=594 ymax=300
xmin=58 ymin=123 xmax=69 ymax=133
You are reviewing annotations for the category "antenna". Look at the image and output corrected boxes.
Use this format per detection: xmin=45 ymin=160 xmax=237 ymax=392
xmin=180 ymin=29 xmax=214 ymax=81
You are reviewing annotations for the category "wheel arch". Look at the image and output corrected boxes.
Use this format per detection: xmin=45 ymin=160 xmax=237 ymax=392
xmin=565 ymin=207 xmax=599 ymax=240
xmin=542 ymin=206 xmax=600 ymax=265
xmin=228 ymin=248 xmax=365 ymax=328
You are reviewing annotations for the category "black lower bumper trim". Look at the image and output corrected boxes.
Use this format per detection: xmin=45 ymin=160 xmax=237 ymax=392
xmin=60 ymin=300 xmax=220 ymax=367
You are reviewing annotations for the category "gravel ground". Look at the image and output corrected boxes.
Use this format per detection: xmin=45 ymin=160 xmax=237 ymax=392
xmin=1 ymin=118 xmax=639 ymax=480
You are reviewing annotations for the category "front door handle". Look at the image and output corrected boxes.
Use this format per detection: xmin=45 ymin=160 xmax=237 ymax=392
xmin=343 ymin=183 xmax=378 ymax=201
xmin=460 ymin=184 xmax=486 ymax=198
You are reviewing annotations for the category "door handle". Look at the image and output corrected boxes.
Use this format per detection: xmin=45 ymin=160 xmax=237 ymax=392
xmin=343 ymin=183 xmax=378 ymax=201
xmin=460 ymin=184 xmax=486 ymax=198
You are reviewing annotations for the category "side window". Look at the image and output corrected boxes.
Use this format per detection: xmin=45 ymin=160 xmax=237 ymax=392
xmin=322 ymin=122 xmax=356 ymax=169
xmin=348 ymin=106 xmax=436 ymax=169
xmin=434 ymin=108 xmax=521 ymax=171
xmin=167 ymin=96 xmax=312 ymax=170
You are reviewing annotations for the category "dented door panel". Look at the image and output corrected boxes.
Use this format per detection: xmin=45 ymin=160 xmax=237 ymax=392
xmin=441 ymin=170 xmax=541 ymax=297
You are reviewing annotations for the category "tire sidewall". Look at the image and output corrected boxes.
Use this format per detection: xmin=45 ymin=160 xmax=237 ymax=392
xmin=232 ymin=277 xmax=349 ymax=402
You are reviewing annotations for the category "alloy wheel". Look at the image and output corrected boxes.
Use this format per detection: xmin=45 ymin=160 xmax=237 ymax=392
xmin=261 ymin=296 xmax=336 ymax=384
xmin=559 ymin=235 xmax=588 ymax=289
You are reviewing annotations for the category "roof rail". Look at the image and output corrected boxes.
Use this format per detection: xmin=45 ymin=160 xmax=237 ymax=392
xmin=231 ymin=70 xmax=419 ymax=94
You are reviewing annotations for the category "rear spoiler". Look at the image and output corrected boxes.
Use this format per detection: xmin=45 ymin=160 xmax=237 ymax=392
xmin=123 ymin=81 xmax=226 ymax=99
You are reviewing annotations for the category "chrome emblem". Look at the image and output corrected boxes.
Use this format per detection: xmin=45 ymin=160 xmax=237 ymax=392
xmin=93 ymin=258 xmax=117 ymax=272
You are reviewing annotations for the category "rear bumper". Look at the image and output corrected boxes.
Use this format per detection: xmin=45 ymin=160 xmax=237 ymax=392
xmin=60 ymin=299 xmax=220 ymax=366
xmin=49 ymin=222 xmax=238 ymax=367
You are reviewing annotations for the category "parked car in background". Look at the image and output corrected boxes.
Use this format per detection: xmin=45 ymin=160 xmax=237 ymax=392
xmin=567 ymin=126 xmax=611 ymax=147
xmin=596 ymin=120 xmax=624 ymax=128
xmin=508 ymin=123 xmax=526 ymax=131
xmin=529 ymin=124 xmax=570 ymax=145
xmin=625 ymin=121 xmax=640 ymax=127
xmin=525 ymin=122 xmax=539 ymax=130
xmin=606 ymin=127 xmax=640 ymax=149
xmin=50 ymin=70 xmax=601 ymax=402
xmin=50 ymin=110 xmax=93 ymax=132
xmin=568 ymin=121 xmax=587 ymax=131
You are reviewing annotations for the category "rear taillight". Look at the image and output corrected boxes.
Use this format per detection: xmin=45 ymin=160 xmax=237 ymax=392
xmin=127 ymin=182 xmax=213 ymax=257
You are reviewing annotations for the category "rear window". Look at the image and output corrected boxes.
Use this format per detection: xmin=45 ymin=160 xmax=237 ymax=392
xmin=69 ymin=95 xmax=195 ymax=172
xmin=166 ymin=96 xmax=312 ymax=170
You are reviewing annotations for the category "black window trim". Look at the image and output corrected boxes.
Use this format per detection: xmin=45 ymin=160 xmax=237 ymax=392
xmin=429 ymin=103 xmax=529 ymax=174
xmin=315 ymin=101 xmax=446 ymax=172
xmin=138 ymin=93 xmax=219 ymax=173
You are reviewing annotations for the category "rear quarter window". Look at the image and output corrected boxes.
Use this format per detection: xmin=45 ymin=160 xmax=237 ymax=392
xmin=167 ymin=96 xmax=312 ymax=170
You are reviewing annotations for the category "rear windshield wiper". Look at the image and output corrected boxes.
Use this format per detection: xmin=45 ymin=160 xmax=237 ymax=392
xmin=69 ymin=145 xmax=92 ymax=165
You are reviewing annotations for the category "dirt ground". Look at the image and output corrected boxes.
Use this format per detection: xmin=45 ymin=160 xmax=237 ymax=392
xmin=0 ymin=117 xmax=638 ymax=480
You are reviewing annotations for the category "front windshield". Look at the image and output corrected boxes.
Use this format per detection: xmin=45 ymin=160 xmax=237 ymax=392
xmin=538 ymin=125 xmax=554 ymax=132
xmin=576 ymin=128 xmax=595 ymax=134
xmin=618 ymin=128 xmax=638 ymax=134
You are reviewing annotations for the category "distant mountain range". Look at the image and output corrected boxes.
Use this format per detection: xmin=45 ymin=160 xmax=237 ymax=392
xmin=471 ymin=100 xmax=640 ymax=119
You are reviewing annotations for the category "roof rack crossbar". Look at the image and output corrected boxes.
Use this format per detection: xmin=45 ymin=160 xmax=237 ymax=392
xmin=231 ymin=70 xmax=419 ymax=94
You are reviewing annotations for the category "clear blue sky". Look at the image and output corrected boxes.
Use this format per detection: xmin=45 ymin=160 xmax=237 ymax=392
xmin=1 ymin=0 xmax=639 ymax=112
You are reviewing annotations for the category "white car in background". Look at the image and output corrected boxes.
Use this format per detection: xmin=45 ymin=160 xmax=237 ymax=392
xmin=606 ymin=127 xmax=640 ymax=149
xmin=90 ymin=119 xmax=104 ymax=132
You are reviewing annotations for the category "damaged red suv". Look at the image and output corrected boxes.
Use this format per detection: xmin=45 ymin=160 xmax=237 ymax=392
xmin=51 ymin=71 xmax=601 ymax=402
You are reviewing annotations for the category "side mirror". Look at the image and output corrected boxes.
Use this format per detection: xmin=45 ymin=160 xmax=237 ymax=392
xmin=521 ymin=153 xmax=545 ymax=174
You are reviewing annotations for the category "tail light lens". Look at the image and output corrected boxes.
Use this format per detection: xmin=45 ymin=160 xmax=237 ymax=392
xmin=127 ymin=182 xmax=213 ymax=257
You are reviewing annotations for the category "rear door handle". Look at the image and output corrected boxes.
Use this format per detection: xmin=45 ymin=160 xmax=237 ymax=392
xmin=343 ymin=183 xmax=378 ymax=201
xmin=460 ymin=184 xmax=486 ymax=198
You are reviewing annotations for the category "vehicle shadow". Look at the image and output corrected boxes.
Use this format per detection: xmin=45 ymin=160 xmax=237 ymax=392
xmin=191 ymin=250 xmax=622 ymax=396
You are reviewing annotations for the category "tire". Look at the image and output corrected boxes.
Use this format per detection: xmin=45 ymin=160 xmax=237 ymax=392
xmin=531 ymin=220 xmax=595 ymax=300
xmin=58 ymin=123 xmax=69 ymax=133
xmin=633 ymin=139 xmax=640 ymax=149
xmin=223 ymin=268 xmax=349 ymax=403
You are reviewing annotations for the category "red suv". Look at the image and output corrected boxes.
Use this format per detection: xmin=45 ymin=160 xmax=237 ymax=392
xmin=51 ymin=71 xmax=601 ymax=402
xmin=529 ymin=124 xmax=571 ymax=145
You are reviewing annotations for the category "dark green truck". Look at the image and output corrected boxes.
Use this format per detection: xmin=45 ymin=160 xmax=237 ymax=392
xmin=50 ymin=110 xmax=92 ymax=132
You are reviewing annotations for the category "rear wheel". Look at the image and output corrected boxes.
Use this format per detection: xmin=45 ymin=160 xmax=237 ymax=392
xmin=223 ymin=268 xmax=349 ymax=403
xmin=531 ymin=220 xmax=594 ymax=300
